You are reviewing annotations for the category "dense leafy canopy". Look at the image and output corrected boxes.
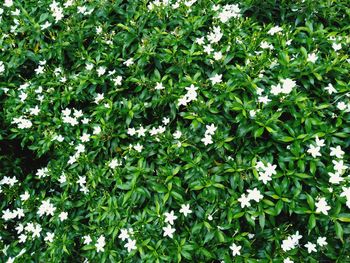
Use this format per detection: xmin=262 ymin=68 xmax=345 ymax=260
xmin=0 ymin=0 xmax=350 ymax=262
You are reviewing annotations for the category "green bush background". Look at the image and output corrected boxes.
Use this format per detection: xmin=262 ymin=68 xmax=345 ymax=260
xmin=0 ymin=0 xmax=349 ymax=262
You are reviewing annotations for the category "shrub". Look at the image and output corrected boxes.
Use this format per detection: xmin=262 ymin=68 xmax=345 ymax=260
xmin=0 ymin=0 xmax=350 ymax=262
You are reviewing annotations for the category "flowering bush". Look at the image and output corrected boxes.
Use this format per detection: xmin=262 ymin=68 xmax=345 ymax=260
xmin=1 ymin=0 xmax=350 ymax=262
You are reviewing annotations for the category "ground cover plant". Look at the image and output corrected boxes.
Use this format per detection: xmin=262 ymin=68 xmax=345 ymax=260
xmin=0 ymin=0 xmax=350 ymax=262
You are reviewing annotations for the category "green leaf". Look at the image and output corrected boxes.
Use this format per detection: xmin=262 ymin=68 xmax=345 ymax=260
xmin=335 ymin=221 xmax=344 ymax=242
xmin=306 ymin=194 xmax=315 ymax=210
xmin=279 ymin=136 xmax=294 ymax=142
xmin=308 ymin=214 xmax=316 ymax=232
xmin=337 ymin=213 xmax=350 ymax=222
xmin=254 ymin=127 xmax=264 ymax=138
xmin=259 ymin=213 xmax=265 ymax=229
xmin=233 ymin=212 xmax=245 ymax=219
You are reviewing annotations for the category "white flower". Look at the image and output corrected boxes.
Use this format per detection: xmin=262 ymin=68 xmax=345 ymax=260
xmin=155 ymin=82 xmax=165 ymax=90
xmin=4 ymin=0 xmax=13 ymax=7
xmin=317 ymin=236 xmax=327 ymax=247
xmin=2 ymin=209 xmax=16 ymax=221
xmin=201 ymin=135 xmax=213 ymax=146
xmin=80 ymin=133 xmax=90 ymax=142
xmin=258 ymin=86 xmax=268 ymax=96
xmin=86 ymin=63 xmax=94 ymax=71
xmin=41 ymin=21 xmax=52 ymax=30
xmin=260 ymin=41 xmax=273 ymax=49
xmin=124 ymin=239 xmax=136 ymax=252
xmin=95 ymin=235 xmax=106 ymax=252
xmin=281 ymin=232 xmax=301 ymax=252
xmin=59 ymin=212 xmax=68 ymax=221
xmin=178 ymin=96 xmax=189 ymax=106
xmin=164 ymin=210 xmax=178 ymax=225
xmin=83 ymin=235 xmax=92 ymax=245
xmin=304 ymin=242 xmax=317 ymax=253
xmin=324 ymin=83 xmax=337 ymax=94
xmin=163 ymin=224 xmax=175 ymax=238
xmin=247 ymin=188 xmax=263 ymax=202
xmin=149 ymin=127 xmax=158 ymax=136
xmin=38 ymin=199 xmax=56 ymax=217
xmin=77 ymin=176 xmax=86 ymax=185
xmin=75 ymin=144 xmax=85 ymax=154
xmin=332 ymin=43 xmax=342 ymax=51
xmin=96 ymin=26 xmax=103 ymax=34
xmin=179 ymin=204 xmax=192 ymax=217
xmin=77 ymin=6 xmax=87 ymax=14
xmin=340 ymin=186 xmax=350 ymax=199
xmin=315 ymin=136 xmax=325 ymax=147
xmin=93 ymin=126 xmax=101 ymax=135
xmin=94 ymin=93 xmax=104 ymax=104
xmin=11 ymin=8 xmax=21 ymax=16
xmin=127 ymin=127 xmax=136 ymax=136
xmin=307 ymin=144 xmax=321 ymax=158
xmin=162 ymin=117 xmax=170 ymax=125
xmin=173 ymin=130 xmax=182 ymax=139
xmin=109 ymin=159 xmax=121 ymax=169
xmin=203 ymin=44 xmax=213 ymax=54
xmin=284 ymin=258 xmax=294 ymax=263
xmin=207 ymin=26 xmax=223 ymax=44
xmin=137 ymin=126 xmax=147 ymax=137
xmin=332 ymin=160 xmax=347 ymax=174
xmin=29 ymin=105 xmax=40 ymax=116
xmin=213 ymin=51 xmax=223 ymax=60
xmin=258 ymin=171 xmax=272 ymax=184
xmin=205 ymin=124 xmax=217 ymax=135
xmin=12 ymin=116 xmax=33 ymax=129
xmin=307 ymin=52 xmax=318 ymax=63
xmin=134 ymin=143 xmax=143 ymax=152
xmin=337 ymin=101 xmax=347 ymax=111
xmin=185 ymin=84 xmax=198 ymax=101
xmin=258 ymin=95 xmax=271 ymax=104
xmin=250 ymin=110 xmax=258 ymax=118
xmin=62 ymin=108 xmax=71 ymax=116
xmin=44 ymin=232 xmax=55 ymax=243
xmin=212 ymin=4 xmax=220 ymax=11
xmin=238 ymin=193 xmax=251 ymax=208
xmin=20 ymin=191 xmax=30 ymax=201
xmin=64 ymin=0 xmax=74 ymax=8
xmin=229 ymin=242 xmax=241 ymax=256
xmin=73 ymin=109 xmax=83 ymax=118
xmin=54 ymin=134 xmax=65 ymax=142
xmin=280 ymin=78 xmax=296 ymax=94
xmin=210 ymin=74 xmax=222 ymax=85
xmin=123 ymin=58 xmax=134 ymax=67
xmin=330 ymin=146 xmax=344 ymax=158
xmin=195 ymin=36 xmax=205 ymax=45
xmin=267 ymin=26 xmax=283 ymax=35
xmin=33 ymin=224 xmax=42 ymax=238
xmin=118 ymin=229 xmax=129 ymax=241
xmin=328 ymin=172 xmax=344 ymax=184
xmin=270 ymin=83 xmax=282 ymax=95
xmin=113 ymin=76 xmax=123 ymax=86
xmin=247 ymin=233 xmax=255 ymax=239
xmin=19 ymin=92 xmax=28 ymax=102
xmin=315 ymin=197 xmax=330 ymax=215
xmin=18 ymin=234 xmax=27 ymax=243
xmin=50 ymin=2 xmax=64 ymax=22
xmin=217 ymin=4 xmax=241 ymax=23
xmin=264 ymin=163 xmax=277 ymax=177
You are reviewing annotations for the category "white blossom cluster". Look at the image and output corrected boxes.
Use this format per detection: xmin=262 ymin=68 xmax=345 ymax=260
xmin=216 ymin=4 xmax=241 ymax=23
xmin=178 ymin=84 xmax=198 ymax=106
xmin=255 ymin=161 xmax=277 ymax=184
